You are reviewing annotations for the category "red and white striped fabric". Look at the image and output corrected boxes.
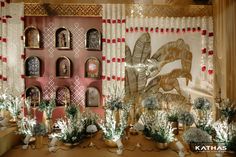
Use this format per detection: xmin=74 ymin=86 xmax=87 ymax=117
xmin=0 ymin=1 xmax=24 ymax=96
xmin=126 ymin=16 xmax=214 ymax=87
xmin=102 ymin=4 xmax=126 ymax=96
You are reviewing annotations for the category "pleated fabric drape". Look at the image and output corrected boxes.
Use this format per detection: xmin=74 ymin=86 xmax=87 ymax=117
xmin=0 ymin=1 xmax=24 ymax=96
xmin=102 ymin=4 xmax=126 ymax=97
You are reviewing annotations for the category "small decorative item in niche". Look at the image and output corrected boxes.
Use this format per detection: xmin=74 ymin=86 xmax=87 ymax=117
xmin=56 ymin=56 xmax=71 ymax=78
xmin=55 ymin=27 xmax=71 ymax=49
xmin=24 ymin=26 xmax=41 ymax=48
xmin=85 ymin=87 xmax=100 ymax=107
xmin=85 ymin=28 xmax=101 ymax=51
xmin=25 ymin=56 xmax=41 ymax=77
xmin=25 ymin=86 xmax=41 ymax=107
xmin=56 ymin=86 xmax=70 ymax=106
xmin=85 ymin=57 xmax=100 ymax=78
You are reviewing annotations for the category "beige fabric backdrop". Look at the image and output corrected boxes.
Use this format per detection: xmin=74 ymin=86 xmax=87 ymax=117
xmin=213 ymin=0 xmax=236 ymax=100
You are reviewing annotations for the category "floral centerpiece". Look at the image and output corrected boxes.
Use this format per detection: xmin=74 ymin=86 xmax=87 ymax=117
xmin=183 ymin=127 xmax=212 ymax=152
xmin=4 ymin=95 xmax=22 ymax=121
xmin=54 ymin=104 xmax=85 ymax=145
xmin=54 ymin=118 xmax=85 ymax=145
xmin=213 ymin=120 xmax=236 ymax=152
xmin=24 ymin=97 xmax=32 ymax=118
xmin=100 ymin=103 xmax=131 ymax=145
xmin=216 ymin=99 xmax=236 ymax=122
xmin=167 ymin=111 xmax=179 ymax=135
xmin=178 ymin=111 xmax=194 ymax=130
xmin=150 ymin=111 xmax=175 ymax=149
xmin=193 ymin=97 xmax=211 ymax=110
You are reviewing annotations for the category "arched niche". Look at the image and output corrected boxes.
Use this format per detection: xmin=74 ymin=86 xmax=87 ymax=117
xmin=85 ymin=28 xmax=101 ymax=51
xmin=25 ymin=56 xmax=41 ymax=77
xmin=25 ymin=86 xmax=41 ymax=107
xmin=55 ymin=27 xmax=71 ymax=49
xmin=56 ymin=86 xmax=70 ymax=106
xmin=85 ymin=87 xmax=100 ymax=107
xmin=85 ymin=57 xmax=100 ymax=78
xmin=24 ymin=26 xmax=41 ymax=49
xmin=56 ymin=56 xmax=71 ymax=78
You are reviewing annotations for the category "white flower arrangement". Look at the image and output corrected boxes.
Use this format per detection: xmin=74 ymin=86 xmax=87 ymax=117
xmin=216 ymin=98 xmax=236 ymax=120
xmin=213 ymin=120 xmax=236 ymax=144
xmin=193 ymin=97 xmax=211 ymax=110
xmin=99 ymin=103 xmax=131 ymax=142
xmin=17 ymin=117 xmax=36 ymax=136
xmin=178 ymin=111 xmax=194 ymax=126
xmin=38 ymin=99 xmax=56 ymax=119
xmin=5 ymin=95 xmax=22 ymax=118
xmin=24 ymin=97 xmax=32 ymax=117
xmin=54 ymin=118 xmax=85 ymax=144
xmin=150 ymin=111 xmax=175 ymax=143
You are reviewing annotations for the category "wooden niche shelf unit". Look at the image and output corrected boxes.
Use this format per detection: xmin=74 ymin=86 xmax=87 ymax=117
xmin=56 ymin=56 xmax=72 ymax=78
xmin=85 ymin=87 xmax=100 ymax=107
xmin=85 ymin=57 xmax=100 ymax=78
xmin=55 ymin=27 xmax=72 ymax=49
xmin=25 ymin=86 xmax=41 ymax=107
xmin=24 ymin=26 xmax=41 ymax=49
xmin=25 ymin=56 xmax=41 ymax=77
xmin=85 ymin=28 xmax=101 ymax=51
xmin=56 ymin=86 xmax=71 ymax=106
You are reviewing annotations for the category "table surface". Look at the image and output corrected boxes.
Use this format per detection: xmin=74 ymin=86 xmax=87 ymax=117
xmin=2 ymin=131 xmax=235 ymax=157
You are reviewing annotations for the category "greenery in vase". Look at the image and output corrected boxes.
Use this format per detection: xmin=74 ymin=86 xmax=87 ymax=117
xmin=213 ymin=120 xmax=236 ymax=151
xmin=142 ymin=96 xmax=159 ymax=110
xmin=33 ymin=123 xmax=46 ymax=136
xmin=4 ymin=95 xmax=22 ymax=118
xmin=193 ymin=97 xmax=211 ymax=110
xmin=99 ymin=102 xmax=131 ymax=142
xmin=150 ymin=111 xmax=175 ymax=143
xmin=216 ymin=99 xmax=236 ymax=120
xmin=183 ymin=127 xmax=212 ymax=144
xmin=17 ymin=117 xmax=36 ymax=136
xmin=178 ymin=111 xmax=194 ymax=126
xmin=55 ymin=118 xmax=85 ymax=144
xmin=65 ymin=104 xmax=79 ymax=121
xmin=38 ymin=99 xmax=56 ymax=119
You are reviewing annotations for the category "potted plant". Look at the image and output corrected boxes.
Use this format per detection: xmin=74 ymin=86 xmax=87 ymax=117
xmin=5 ymin=95 xmax=22 ymax=122
xmin=216 ymin=99 xmax=236 ymax=123
xmin=213 ymin=120 xmax=236 ymax=153
xmin=150 ymin=111 xmax=175 ymax=149
xmin=17 ymin=117 xmax=37 ymax=145
xmin=178 ymin=111 xmax=194 ymax=131
xmin=55 ymin=118 xmax=85 ymax=147
xmin=33 ymin=123 xmax=46 ymax=148
xmin=167 ymin=112 xmax=179 ymax=135
xmin=55 ymin=105 xmax=85 ymax=146
xmin=183 ymin=127 xmax=212 ymax=152
xmin=38 ymin=99 xmax=56 ymax=133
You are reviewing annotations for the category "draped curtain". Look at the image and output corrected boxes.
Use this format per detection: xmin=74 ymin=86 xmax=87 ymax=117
xmin=126 ymin=16 xmax=214 ymax=97
xmin=0 ymin=1 xmax=24 ymax=96
xmin=213 ymin=0 xmax=236 ymax=100
xmin=102 ymin=4 xmax=126 ymax=97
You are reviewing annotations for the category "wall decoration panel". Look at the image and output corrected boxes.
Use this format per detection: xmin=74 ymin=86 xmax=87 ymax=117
xmin=24 ymin=16 xmax=102 ymax=119
xmin=25 ymin=86 xmax=41 ymax=107
xmin=25 ymin=56 xmax=41 ymax=77
xmin=24 ymin=26 xmax=41 ymax=49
